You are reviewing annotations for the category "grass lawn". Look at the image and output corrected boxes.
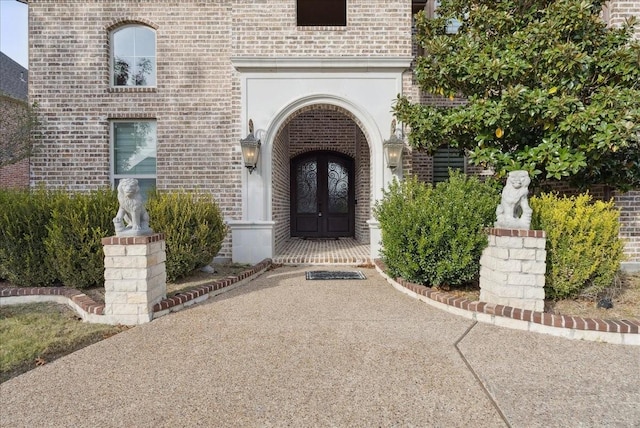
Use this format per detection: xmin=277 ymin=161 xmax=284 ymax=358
xmin=0 ymin=303 xmax=128 ymax=383
xmin=0 ymin=262 xmax=248 ymax=383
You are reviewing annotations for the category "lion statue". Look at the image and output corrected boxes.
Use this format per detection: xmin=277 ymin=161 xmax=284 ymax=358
xmin=494 ymin=170 xmax=532 ymax=229
xmin=113 ymin=178 xmax=153 ymax=236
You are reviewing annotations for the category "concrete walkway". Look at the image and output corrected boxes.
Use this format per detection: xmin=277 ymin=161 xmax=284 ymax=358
xmin=1 ymin=266 xmax=639 ymax=427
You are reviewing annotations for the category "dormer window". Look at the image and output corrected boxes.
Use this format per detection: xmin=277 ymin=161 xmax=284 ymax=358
xmin=297 ymin=0 xmax=346 ymax=27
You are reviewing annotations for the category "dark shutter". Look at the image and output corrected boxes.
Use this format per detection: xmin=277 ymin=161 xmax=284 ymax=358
xmin=432 ymin=146 xmax=465 ymax=183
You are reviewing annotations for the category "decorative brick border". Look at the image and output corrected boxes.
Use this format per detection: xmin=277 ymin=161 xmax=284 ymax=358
xmin=4 ymin=259 xmax=637 ymax=344
xmin=0 ymin=287 xmax=104 ymax=315
xmin=0 ymin=259 xmax=273 ymax=323
xmin=152 ymin=259 xmax=272 ymax=313
xmin=374 ymin=259 xmax=640 ymax=345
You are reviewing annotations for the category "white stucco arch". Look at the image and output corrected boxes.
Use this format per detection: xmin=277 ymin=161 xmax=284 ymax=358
xmin=262 ymin=94 xmax=385 ymax=222
xmin=228 ymin=56 xmax=412 ymax=263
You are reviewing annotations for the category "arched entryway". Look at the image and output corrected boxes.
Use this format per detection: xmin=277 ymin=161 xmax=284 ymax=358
xmin=229 ymin=57 xmax=410 ymax=264
xmin=271 ymin=106 xmax=371 ymax=255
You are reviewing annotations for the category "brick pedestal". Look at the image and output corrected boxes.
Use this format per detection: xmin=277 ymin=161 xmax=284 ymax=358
xmin=479 ymin=228 xmax=547 ymax=312
xmin=102 ymin=234 xmax=167 ymax=325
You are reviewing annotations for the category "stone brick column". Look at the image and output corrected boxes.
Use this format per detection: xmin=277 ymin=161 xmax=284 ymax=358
xmin=101 ymin=234 xmax=167 ymax=325
xmin=479 ymin=228 xmax=547 ymax=312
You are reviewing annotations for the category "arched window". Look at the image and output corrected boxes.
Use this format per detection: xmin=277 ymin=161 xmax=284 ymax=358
xmin=111 ymin=25 xmax=156 ymax=87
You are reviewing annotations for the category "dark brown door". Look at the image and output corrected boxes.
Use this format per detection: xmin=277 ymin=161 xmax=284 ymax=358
xmin=291 ymin=151 xmax=354 ymax=238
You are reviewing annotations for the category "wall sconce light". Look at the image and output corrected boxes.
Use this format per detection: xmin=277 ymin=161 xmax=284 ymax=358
xmin=383 ymin=120 xmax=404 ymax=169
xmin=240 ymin=119 xmax=261 ymax=174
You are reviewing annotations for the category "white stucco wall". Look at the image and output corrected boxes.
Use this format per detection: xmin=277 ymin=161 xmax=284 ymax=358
xmin=229 ymin=57 xmax=412 ymax=263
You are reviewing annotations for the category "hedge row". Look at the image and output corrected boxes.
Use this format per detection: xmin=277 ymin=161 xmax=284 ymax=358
xmin=375 ymin=173 xmax=624 ymax=300
xmin=0 ymin=188 xmax=227 ymax=288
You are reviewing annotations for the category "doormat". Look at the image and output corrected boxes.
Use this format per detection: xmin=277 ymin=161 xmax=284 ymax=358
xmin=305 ymin=271 xmax=366 ymax=280
xmin=301 ymin=237 xmax=340 ymax=241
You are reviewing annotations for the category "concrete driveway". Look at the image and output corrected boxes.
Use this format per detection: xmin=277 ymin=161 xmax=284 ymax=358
xmin=1 ymin=266 xmax=639 ymax=427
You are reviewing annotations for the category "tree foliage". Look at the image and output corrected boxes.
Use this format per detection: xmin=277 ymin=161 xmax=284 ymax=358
xmin=0 ymin=96 xmax=40 ymax=167
xmin=394 ymin=0 xmax=640 ymax=190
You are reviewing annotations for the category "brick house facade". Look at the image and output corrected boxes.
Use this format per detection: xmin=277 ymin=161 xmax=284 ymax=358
xmin=23 ymin=0 xmax=639 ymax=263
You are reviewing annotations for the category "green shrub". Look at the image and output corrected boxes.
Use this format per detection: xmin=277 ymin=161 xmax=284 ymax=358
xmin=44 ymin=188 xmax=118 ymax=289
xmin=374 ymin=172 xmax=499 ymax=287
xmin=530 ymin=193 xmax=624 ymax=300
xmin=0 ymin=188 xmax=57 ymax=286
xmin=374 ymin=176 xmax=432 ymax=284
xmin=147 ymin=191 xmax=227 ymax=282
xmin=1 ymin=187 xmax=227 ymax=288
xmin=0 ymin=190 xmax=9 ymax=281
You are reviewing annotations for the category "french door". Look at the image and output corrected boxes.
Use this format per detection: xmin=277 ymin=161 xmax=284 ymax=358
xmin=291 ymin=151 xmax=355 ymax=238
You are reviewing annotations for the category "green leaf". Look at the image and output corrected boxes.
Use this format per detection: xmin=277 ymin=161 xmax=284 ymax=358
xmin=399 ymin=0 xmax=640 ymax=190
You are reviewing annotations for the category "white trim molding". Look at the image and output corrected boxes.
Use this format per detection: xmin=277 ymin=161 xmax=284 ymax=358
xmin=231 ymin=56 xmax=413 ymax=73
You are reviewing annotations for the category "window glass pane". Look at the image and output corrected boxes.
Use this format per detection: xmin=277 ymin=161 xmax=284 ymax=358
xmin=327 ymin=161 xmax=349 ymax=213
xmin=445 ymin=19 xmax=462 ymax=34
xmin=433 ymin=0 xmax=462 ymax=34
xmin=113 ymin=57 xmax=134 ymax=86
xmin=114 ymin=122 xmax=157 ymax=175
xmin=113 ymin=28 xmax=135 ymax=56
xmin=296 ymin=160 xmax=317 ymax=214
xmin=433 ymin=146 xmax=465 ymax=183
xmin=297 ymin=0 xmax=346 ymax=26
xmin=133 ymin=57 xmax=156 ymax=86
xmin=135 ymin=27 xmax=156 ymax=56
